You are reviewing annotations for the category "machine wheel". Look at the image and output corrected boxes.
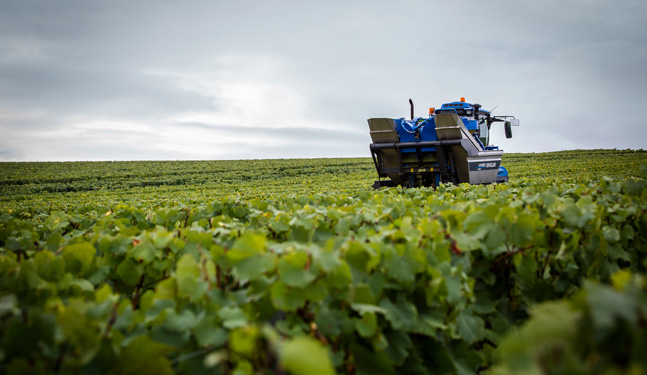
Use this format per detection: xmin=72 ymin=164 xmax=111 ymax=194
xmin=408 ymin=174 xmax=416 ymax=188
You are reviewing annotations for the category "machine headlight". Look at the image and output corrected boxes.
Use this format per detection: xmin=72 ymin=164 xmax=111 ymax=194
xmin=465 ymin=109 xmax=472 ymax=115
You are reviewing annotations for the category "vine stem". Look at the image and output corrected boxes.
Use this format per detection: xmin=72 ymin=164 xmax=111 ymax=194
xmin=141 ymin=272 xmax=168 ymax=289
xmin=53 ymin=343 xmax=69 ymax=373
xmin=131 ymin=274 xmax=146 ymax=310
xmin=102 ymin=302 xmax=119 ymax=338
xmin=493 ymin=244 xmax=534 ymax=266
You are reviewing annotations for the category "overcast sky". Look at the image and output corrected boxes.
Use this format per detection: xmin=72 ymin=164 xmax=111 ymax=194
xmin=1 ymin=0 xmax=645 ymax=161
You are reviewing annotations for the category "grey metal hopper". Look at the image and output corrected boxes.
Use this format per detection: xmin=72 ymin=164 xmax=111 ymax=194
xmin=434 ymin=113 xmax=503 ymax=184
xmin=367 ymin=118 xmax=404 ymax=185
xmin=368 ymin=118 xmax=398 ymax=143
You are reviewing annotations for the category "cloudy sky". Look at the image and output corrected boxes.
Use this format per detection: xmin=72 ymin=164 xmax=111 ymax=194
xmin=1 ymin=0 xmax=645 ymax=161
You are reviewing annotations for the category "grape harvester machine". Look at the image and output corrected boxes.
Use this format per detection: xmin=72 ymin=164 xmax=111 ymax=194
xmin=368 ymin=97 xmax=519 ymax=188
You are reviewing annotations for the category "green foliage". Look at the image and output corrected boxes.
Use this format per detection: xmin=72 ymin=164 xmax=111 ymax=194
xmin=280 ymin=336 xmax=336 ymax=375
xmin=0 ymin=150 xmax=646 ymax=374
xmin=490 ymin=273 xmax=647 ymax=375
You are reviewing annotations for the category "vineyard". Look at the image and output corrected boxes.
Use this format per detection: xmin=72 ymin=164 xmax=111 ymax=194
xmin=1 ymin=149 xmax=646 ymax=375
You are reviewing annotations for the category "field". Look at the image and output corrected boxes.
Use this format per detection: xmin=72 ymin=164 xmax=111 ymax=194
xmin=1 ymin=149 xmax=646 ymax=375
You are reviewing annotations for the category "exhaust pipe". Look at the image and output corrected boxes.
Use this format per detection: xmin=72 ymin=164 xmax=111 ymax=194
xmin=409 ymin=99 xmax=414 ymax=120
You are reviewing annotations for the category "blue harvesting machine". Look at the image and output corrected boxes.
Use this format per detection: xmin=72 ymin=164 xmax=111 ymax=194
xmin=368 ymin=98 xmax=519 ymax=188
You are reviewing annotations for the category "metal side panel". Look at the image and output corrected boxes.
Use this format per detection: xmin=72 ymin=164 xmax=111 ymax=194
xmin=448 ymin=145 xmax=470 ymax=183
xmin=367 ymin=118 xmax=399 ymax=143
xmin=466 ymin=151 xmax=504 ymax=184
xmin=379 ymin=149 xmax=404 ymax=185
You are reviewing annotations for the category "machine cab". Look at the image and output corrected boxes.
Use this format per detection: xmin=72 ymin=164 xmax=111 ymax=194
xmin=437 ymin=97 xmax=519 ymax=147
xmin=438 ymin=98 xmax=491 ymax=148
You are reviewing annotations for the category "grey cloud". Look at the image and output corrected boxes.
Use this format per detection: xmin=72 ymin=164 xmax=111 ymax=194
xmin=0 ymin=0 xmax=646 ymax=160
xmin=0 ymin=64 xmax=217 ymax=120
xmin=175 ymin=121 xmax=371 ymax=160
xmin=179 ymin=121 xmax=368 ymax=142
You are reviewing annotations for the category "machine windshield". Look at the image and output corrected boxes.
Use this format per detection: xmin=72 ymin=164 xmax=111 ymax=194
xmin=478 ymin=117 xmax=489 ymax=146
xmin=450 ymin=108 xmax=471 ymax=116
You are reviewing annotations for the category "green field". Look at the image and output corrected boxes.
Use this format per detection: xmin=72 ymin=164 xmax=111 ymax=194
xmin=1 ymin=149 xmax=646 ymax=374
